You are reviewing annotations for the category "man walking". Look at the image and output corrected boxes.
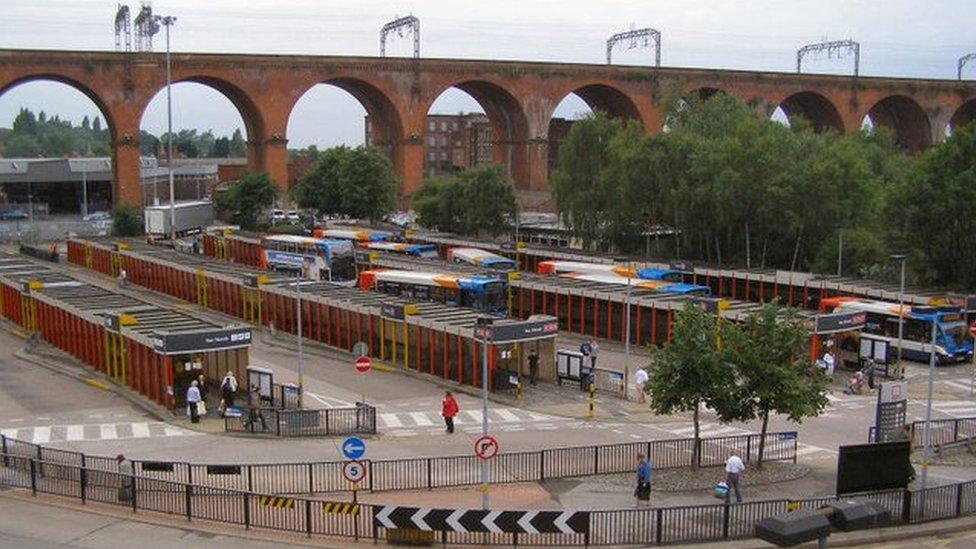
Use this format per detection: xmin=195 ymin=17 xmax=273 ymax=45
xmin=116 ymin=454 xmax=134 ymax=503
xmin=589 ymin=340 xmax=599 ymax=369
xmin=724 ymin=453 xmax=745 ymax=504
xmin=633 ymin=368 xmax=649 ymax=403
xmin=245 ymin=383 xmax=267 ymax=432
xmin=528 ymin=348 xmax=539 ymax=386
xmin=186 ymin=380 xmax=202 ymax=424
xmin=634 ymin=453 xmax=652 ymax=507
xmin=442 ymin=391 xmax=459 ymax=434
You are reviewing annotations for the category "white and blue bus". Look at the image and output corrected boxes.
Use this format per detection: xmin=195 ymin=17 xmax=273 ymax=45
xmin=358 ymin=241 xmax=440 ymax=259
xmin=359 ymin=269 xmax=508 ymax=316
xmin=822 ymin=297 xmax=973 ymax=365
xmin=259 ymin=234 xmax=356 ymax=281
xmin=447 ymin=247 xmax=517 ymax=271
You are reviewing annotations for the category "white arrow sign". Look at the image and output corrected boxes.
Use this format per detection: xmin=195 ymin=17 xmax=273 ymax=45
xmin=553 ymin=512 xmax=573 ymax=534
xmin=446 ymin=509 xmax=465 ymax=532
xmin=482 ymin=510 xmax=504 ymax=534
xmin=517 ymin=510 xmax=539 ymax=534
xmin=375 ymin=506 xmax=396 ymax=529
xmin=411 ymin=507 xmax=432 ymax=531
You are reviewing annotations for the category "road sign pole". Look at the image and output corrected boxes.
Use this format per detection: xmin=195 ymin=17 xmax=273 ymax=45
xmin=481 ymin=329 xmax=490 ymax=510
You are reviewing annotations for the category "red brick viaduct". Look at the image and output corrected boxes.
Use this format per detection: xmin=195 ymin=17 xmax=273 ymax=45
xmin=2 ymin=49 xmax=975 ymax=206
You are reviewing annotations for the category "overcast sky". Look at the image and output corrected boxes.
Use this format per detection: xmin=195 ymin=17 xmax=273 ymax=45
xmin=1 ymin=0 xmax=973 ymax=148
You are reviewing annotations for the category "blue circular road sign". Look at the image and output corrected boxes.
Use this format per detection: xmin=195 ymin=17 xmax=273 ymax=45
xmin=342 ymin=437 xmax=366 ymax=460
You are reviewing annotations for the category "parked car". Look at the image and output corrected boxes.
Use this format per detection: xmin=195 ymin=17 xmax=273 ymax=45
xmin=83 ymin=211 xmax=111 ymax=222
xmin=270 ymin=209 xmax=286 ymax=224
xmin=287 ymin=211 xmax=301 ymax=224
xmin=0 ymin=210 xmax=29 ymax=221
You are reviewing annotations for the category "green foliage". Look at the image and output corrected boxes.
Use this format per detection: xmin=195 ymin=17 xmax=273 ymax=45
xmin=0 ymin=107 xmax=110 ymax=157
xmin=887 ymin=123 xmax=976 ymax=288
xmin=723 ymin=302 xmax=829 ymax=465
xmin=551 ymin=95 xmax=912 ymax=277
xmin=214 ymin=172 xmax=277 ymax=230
xmin=265 ymin=223 xmax=306 ymax=235
xmin=110 ymin=204 xmax=143 ymax=237
xmin=291 ymin=146 xmax=396 ymax=222
xmin=413 ymin=165 xmax=516 ymax=237
xmin=645 ymin=305 xmax=741 ymax=466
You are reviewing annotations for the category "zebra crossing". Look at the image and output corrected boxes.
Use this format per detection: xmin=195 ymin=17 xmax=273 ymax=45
xmin=927 ymin=400 xmax=976 ymax=418
xmin=378 ymin=407 xmax=566 ymax=437
xmin=0 ymin=422 xmax=199 ymax=444
xmin=653 ymin=421 xmax=835 ymax=459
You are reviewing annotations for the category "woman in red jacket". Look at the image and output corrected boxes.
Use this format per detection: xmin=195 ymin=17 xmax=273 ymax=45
xmin=442 ymin=391 xmax=459 ymax=433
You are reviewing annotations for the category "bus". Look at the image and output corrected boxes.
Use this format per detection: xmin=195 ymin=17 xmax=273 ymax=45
xmin=448 ymin=247 xmax=517 ymax=271
xmin=538 ymin=260 xmax=689 ymax=284
xmin=821 ymin=297 xmax=973 ymax=365
xmin=558 ymin=271 xmax=711 ymax=295
xmin=315 ymin=228 xmax=394 ymax=242
xmin=358 ymin=269 xmax=508 ymax=316
xmin=359 ymin=241 xmax=440 ymax=258
xmin=259 ymin=234 xmax=356 ymax=281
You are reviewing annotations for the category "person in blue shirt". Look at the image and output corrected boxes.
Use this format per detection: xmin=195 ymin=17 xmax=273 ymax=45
xmin=635 ymin=453 xmax=652 ymax=506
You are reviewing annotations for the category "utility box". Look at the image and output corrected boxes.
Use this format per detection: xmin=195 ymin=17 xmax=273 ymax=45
xmin=826 ymin=500 xmax=890 ymax=531
xmin=755 ymin=510 xmax=831 ymax=547
xmin=144 ymin=200 xmax=214 ymax=237
xmin=556 ymin=349 xmax=585 ymax=385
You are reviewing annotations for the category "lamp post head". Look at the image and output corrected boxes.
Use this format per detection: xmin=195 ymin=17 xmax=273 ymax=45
xmin=889 ymin=253 xmax=907 ymax=262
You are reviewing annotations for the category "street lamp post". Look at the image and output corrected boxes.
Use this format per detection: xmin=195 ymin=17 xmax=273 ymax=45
xmin=836 ymin=227 xmax=843 ymax=277
xmin=919 ymin=317 xmax=938 ymax=510
xmin=81 ymin=166 xmax=89 ymax=218
xmin=476 ymin=317 xmax=493 ymax=510
xmin=891 ymin=254 xmax=907 ymax=367
xmin=154 ymin=14 xmax=177 ymax=241
xmin=296 ymin=271 xmax=304 ymax=408
xmin=624 ymin=265 xmax=632 ymax=398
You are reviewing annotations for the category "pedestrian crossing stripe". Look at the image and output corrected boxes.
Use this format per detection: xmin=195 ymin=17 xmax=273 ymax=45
xmin=322 ymin=502 xmax=360 ymax=515
xmin=259 ymin=496 xmax=295 ymax=509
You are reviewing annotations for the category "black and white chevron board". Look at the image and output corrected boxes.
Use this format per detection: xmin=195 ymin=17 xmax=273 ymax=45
xmin=374 ymin=505 xmax=589 ymax=535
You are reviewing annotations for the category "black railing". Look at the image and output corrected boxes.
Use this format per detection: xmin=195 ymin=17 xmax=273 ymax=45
xmin=0 ymin=430 xmax=794 ymax=498
xmin=4 ymin=452 xmax=976 ymax=546
xmin=870 ymin=416 xmax=976 ymax=448
xmin=225 ymin=404 xmax=377 ymax=437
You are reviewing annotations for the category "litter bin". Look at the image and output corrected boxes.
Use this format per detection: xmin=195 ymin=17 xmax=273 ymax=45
xmin=755 ymin=509 xmax=831 ymax=547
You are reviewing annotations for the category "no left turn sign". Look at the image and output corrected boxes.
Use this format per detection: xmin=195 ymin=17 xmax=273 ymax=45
xmin=474 ymin=435 xmax=499 ymax=460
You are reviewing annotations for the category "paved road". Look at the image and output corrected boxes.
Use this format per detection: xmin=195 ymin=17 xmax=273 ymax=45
xmin=0 ymin=495 xmax=320 ymax=548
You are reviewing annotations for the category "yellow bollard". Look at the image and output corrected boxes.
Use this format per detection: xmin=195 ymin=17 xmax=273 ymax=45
xmin=516 ymin=381 xmax=523 ymax=404
xmin=588 ymin=383 xmax=596 ymax=419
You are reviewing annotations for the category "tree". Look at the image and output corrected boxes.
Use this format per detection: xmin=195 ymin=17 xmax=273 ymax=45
xmin=723 ymin=302 xmax=829 ymax=465
xmin=229 ymin=129 xmax=246 ymax=157
xmin=412 ymin=165 xmax=516 ymax=237
xmin=645 ymin=305 xmax=741 ymax=467
xmin=92 ymin=116 xmax=102 ymax=132
xmin=888 ymin=122 xmax=976 ymax=288
xmin=215 ymin=172 xmax=276 ymax=229
xmin=213 ymin=137 xmax=231 ymax=158
xmin=110 ymin=204 xmax=143 ymax=237
xmin=81 ymin=116 xmax=90 ymax=130
xmin=291 ymin=146 xmax=397 ymax=221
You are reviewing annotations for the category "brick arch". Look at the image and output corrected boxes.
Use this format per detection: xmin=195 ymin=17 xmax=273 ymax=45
xmin=285 ymin=76 xmax=407 ymax=189
xmin=863 ymin=95 xmax=931 ymax=151
xmin=949 ymin=97 xmax=976 ymax=133
xmin=0 ymin=74 xmax=117 ymax=138
xmin=776 ymin=91 xmax=844 ymax=133
xmin=423 ymin=79 xmax=531 ymax=189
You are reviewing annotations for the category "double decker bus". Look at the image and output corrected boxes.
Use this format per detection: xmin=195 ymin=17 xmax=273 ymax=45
xmin=358 ymin=269 xmax=508 ymax=315
xmin=359 ymin=241 xmax=439 ymax=258
xmin=821 ymin=297 xmax=973 ymax=364
xmin=258 ymin=234 xmax=356 ymax=281
xmin=447 ymin=247 xmax=517 ymax=271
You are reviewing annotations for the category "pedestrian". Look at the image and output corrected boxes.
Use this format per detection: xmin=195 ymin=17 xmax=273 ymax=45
xmin=442 ymin=391 xmax=459 ymax=434
xmin=116 ymin=453 xmax=134 ymax=502
xmin=579 ymin=340 xmax=592 ymax=361
xmin=724 ymin=452 xmax=745 ymax=504
xmin=634 ymin=453 xmax=651 ymax=507
xmin=821 ymin=347 xmax=836 ymax=381
xmin=633 ymin=368 xmax=649 ymax=403
xmin=218 ymin=371 xmax=238 ymax=417
xmin=528 ymin=348 xmax=539 ymax=386
xmin=245 ymin=383 xmax=267 ymax=432
xmin=186 ymin=380 xmax=202 ymax=424
xmin=589 ymin=340 xmax=599 ymax=369
xmin=196 ymin=373 xmax=208 ymax=415
xmin=117 ymin=268 xmax=127 ymax=288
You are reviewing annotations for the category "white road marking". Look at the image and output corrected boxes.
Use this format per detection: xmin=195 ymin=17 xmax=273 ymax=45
xmin=32 ymin=427 xmax=51 ymax=444
xmin=379 ymin=413 xmax=403 ymax=427
xmin=131 ymin=423 xmax=151 ymax=438
xmin=409 ymin=412 xmax=433 ymax=426
xmin=495 ymin=409 xmax=520 ymax=423
xmin=64 ymin=425 xmax=85 ymax=441
xmin=100 ymin=424 xmax=118 ymax=440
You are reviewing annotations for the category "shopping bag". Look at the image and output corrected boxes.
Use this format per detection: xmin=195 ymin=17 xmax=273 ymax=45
xmin=713 ymin=481 xmax=729 ymax=500
xmin=197 ymin=401 xmax=207 ymax=416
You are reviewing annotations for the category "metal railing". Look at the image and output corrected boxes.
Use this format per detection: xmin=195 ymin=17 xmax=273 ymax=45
xmin=4 ymin=451 xmax=976 ymax=546
xmin=224 ymin=404 xmax=377 ymax=437
xmin=1 ymin=430 xmax=794 ymax=496
xmin=870 ymin=416 xmax=976 ymax=448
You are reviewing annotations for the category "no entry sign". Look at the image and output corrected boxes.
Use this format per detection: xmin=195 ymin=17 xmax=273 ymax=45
xmin=474 ymin=435 xmax=499 ymax=460
xmin=355 ymin=355 xmax=371 ymax=374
